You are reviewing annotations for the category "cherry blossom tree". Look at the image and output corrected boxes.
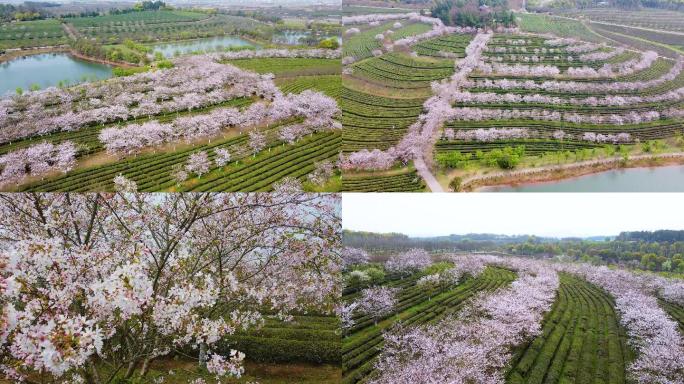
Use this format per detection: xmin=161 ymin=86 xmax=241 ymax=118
xmin=0 ymin=141 xmax=76 ymax=187
xmin=185 ymin=151 xmax=210 ymax=178
xmin=558 ymin=263 xmax=684 ymax=383
xmin=0 ymin=193 xmax=341 ymax=383
xmin=355 ymin=286 xmax=399 ymax=325
xmin=112 ymin=174 xmax=137 ymax=192
xmin=308 ymin=160 xmax=334 ymax=186
xmin=171 ymin=163 xmax=188 ymax=185
xmin=385 ymin=248 xmax=432 ymax=276
xmin=248 ymin=131 xmax=267 ymax=156
xmin=214 ymin=148 xmax=231 ymax=168
xmin=342 ymin=247 xmax=371 ymax=267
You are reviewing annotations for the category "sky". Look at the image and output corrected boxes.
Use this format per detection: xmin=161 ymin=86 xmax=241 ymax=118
xmin=342 ymin=193 xmax=684 ymax=238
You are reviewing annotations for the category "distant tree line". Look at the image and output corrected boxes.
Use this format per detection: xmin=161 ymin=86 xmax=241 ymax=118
xmin=505 ymin=237 xmax=684 ymax=273
xmin=431 ymin=0 xmax=517 ymax=28
xmin=0 ymin=2 xmax=52 ymax=22
xmin=345 ymin=230 xmax=684 ymax=273
xmin=616 ymin=230 xmax=684 ymax=242
xmin=343 ymin=230 xmax=542 ymax=252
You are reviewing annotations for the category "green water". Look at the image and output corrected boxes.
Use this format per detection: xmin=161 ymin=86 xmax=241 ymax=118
xmin=0 ymin=53 xmax=112 ymax=95
xmin=151 ymin=36 xmax=256 ymax=57
xmin=482 ymin=165 xmax=684 ymax=192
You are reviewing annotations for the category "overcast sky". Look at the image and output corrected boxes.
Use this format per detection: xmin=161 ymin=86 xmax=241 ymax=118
xmin=342 ymin=193 xmax=684 ymax=238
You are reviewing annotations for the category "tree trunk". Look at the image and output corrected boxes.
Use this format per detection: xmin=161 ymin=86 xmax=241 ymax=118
xmin=199 ymin=342 xmax=209 ymax=368
xmin=140 ymin=357 xmax=152 ymax=377
xmin=124 ymin=359 xmax=139 ymax=379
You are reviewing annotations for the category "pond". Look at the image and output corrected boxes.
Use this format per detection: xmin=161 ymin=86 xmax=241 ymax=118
xmin=272 ymin=29 xmax=340 ymax=45
xmin=480 ymin=164 xmax=684 ymax=192
xmin=0 ymin=53 xmax=113 ymax=95
xmin=151 ymin=36 xmax=256 ymax=57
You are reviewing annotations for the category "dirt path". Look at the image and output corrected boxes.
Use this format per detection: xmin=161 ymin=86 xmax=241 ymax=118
xmin=61 ymin=22 xmax=81 ymax=40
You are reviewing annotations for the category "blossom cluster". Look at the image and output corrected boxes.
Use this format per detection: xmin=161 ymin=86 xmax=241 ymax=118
xmin=446 ymin=106 xmax=661 ymax=126
xmin=449 ymin=87 xmax=684 ymax=108
xmin=0 ymin=141 xmax=76 ymax=186
xmin=464 ymin=55 xmax=684 ymax=93
xmin=450 ymin=128 xmax=530 ymax=142
xmin=0 ymin=193 xmax=341 ymax=381
xmin=0 ymin=58 xmax=280 ymax=144
xmin=99 ymin=89 xmax=340 ymax=156
xmin=478 ymin=50 xmax=657 ymax=79
xmin=582 ymin=132 xmax=631 ymax=143
xmin=341 ymin=247 xmax=371 ymax=267
xmin=579 ymin=47 xmax=625 ymax=62
xmin=385 ymin=248 xmax=432 ymax=275
xmin=207 ymin=48 xmax=341 ymax=61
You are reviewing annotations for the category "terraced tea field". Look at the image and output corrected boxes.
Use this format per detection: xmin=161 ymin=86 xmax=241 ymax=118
xmin=342 ymin=252 xmax=684 ymax=384
xmin=341 ymin=14 xmax=684 ymax=191
xmin=507 ymin=273 xmax=633 ymax=384
xmin=343 ymin=20 xmax=433 ymax=61
xmin=343 ymin=267 xmax=517 ymax=383
xmin=1 ymin=54 xmax=342 ymax=192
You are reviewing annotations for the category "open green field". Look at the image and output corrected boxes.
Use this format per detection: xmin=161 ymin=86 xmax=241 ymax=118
xmin=231 ymin=57 xmax=341 ymax=76
xmin=342 ymin=5 xmax=416 ymax=16
xmin=535 ymin=9 xmax=684 ymax=58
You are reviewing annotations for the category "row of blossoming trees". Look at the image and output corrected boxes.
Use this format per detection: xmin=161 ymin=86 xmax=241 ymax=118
xmin=339 ymin=246 xmax=684 ymax=383
xmin=339 ymin=14 xmax=684 ymax=188
xmin=0 ymin=192 xmax=341 ymax=383
xmin=0 ymin=48 xmax=342 ymax=189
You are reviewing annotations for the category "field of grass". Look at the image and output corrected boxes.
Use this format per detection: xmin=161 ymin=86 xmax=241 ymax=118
xmin=554 ymin=8 xmax=684 ymax=33
xmin=0 ymin=10 xmax=272 ymax=50
xmin=342 ymin=5 xmax=415 ymax=16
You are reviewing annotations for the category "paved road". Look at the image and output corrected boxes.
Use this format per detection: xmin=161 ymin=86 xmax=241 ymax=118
xmin=415 ymin=155 xmax=444 ymax=192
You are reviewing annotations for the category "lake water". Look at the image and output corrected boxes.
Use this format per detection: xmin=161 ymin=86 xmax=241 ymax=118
xmin=0 ymin=53 xmax=113 ymax=95
xmin=273 ymin=30 xmax=310 ymax=45
xmin=481 ymin=164 xmax=684 ymax=192
xmin=272 ymin=30 xmax=341 ymax=45
xmin=151 ymin=36 xmax=256 ymax=57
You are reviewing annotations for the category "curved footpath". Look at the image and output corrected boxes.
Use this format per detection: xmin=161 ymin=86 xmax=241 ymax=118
xmin=457 ymin=152 xmax=684 ymax=191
